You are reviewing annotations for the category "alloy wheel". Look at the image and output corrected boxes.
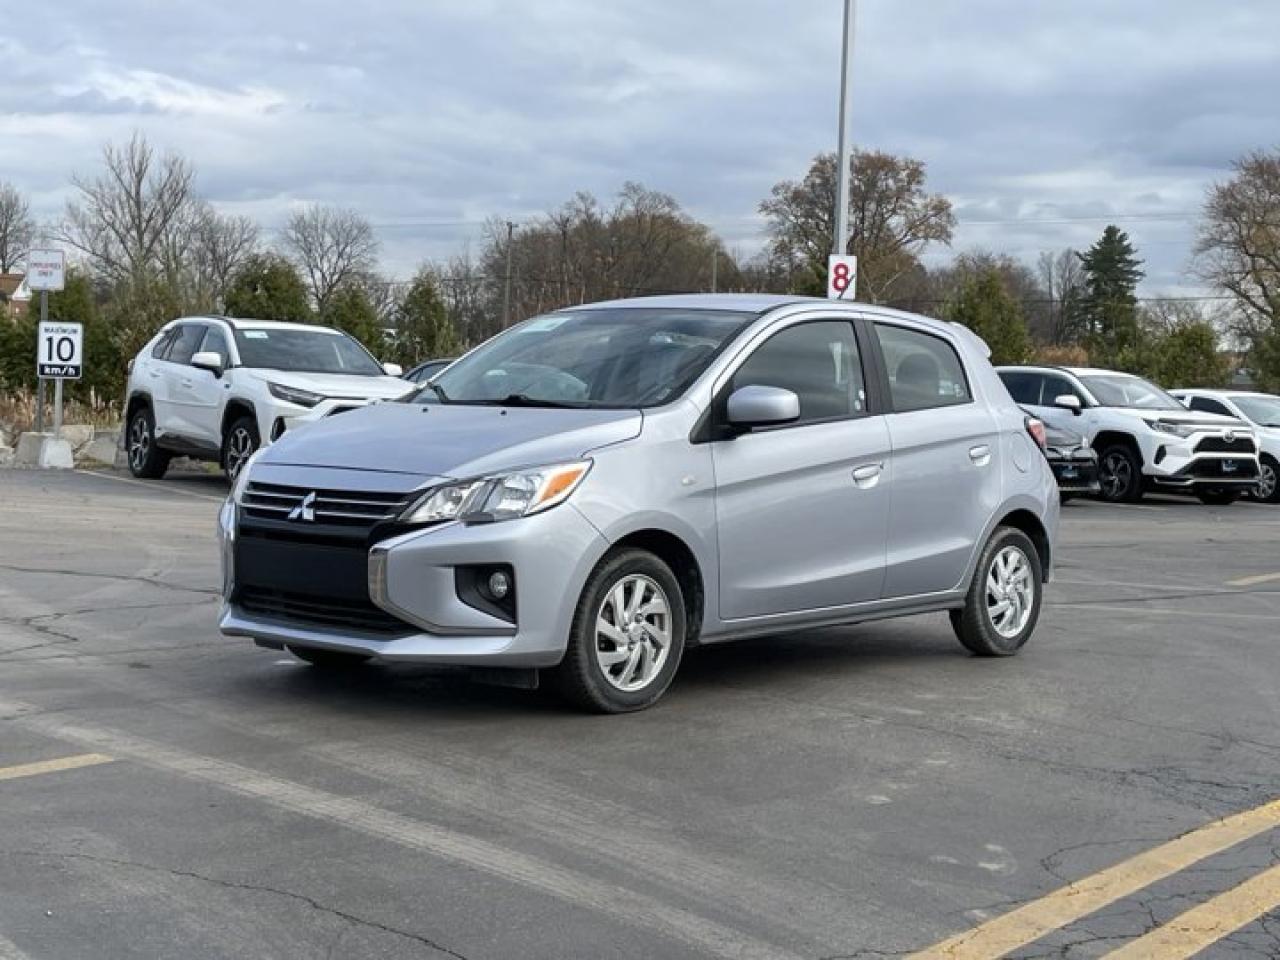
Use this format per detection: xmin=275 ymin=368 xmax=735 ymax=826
xmin=225 ymin=427 xmax=255 ymax=480
xmin=1259 ymin=462 xmax=1277 ymax=501
xmin=128 ymin=416 xmax=151 ymax=473
xmin=1100 ymin=451 xmax=1132 ymax=500
xmin=594 ymin=574 xmax=672 ymax=692
xmin=986 ymin=546 xmax=1034 ymax=638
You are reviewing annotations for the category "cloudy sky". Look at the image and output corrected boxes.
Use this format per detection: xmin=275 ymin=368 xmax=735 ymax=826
xmin=4 ymin=1 xmax=1278 ymax=294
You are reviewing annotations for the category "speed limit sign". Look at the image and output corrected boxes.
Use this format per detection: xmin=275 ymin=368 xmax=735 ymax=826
xmin=826 ymin=254 xmax=858 ymax=300
xmin=37 ymin=322 xmax=84 ymax=379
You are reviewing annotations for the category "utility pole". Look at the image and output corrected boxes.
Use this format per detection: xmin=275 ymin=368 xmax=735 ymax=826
xmin=710 ymin=248 xmax=718 ymax=293
xmin=832 ymin=0 xmax=857 ymax=258
xmin=501 ymin=221 xmax=517 ymax=328
xmin=35 ymin=290 xmax=47 ymax=433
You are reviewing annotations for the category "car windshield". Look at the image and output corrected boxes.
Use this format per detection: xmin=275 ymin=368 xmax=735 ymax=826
xmin=1232 ymin=395 xmax=1280 ymax=427
xmin=1080 ymin=374 xmax=1183 ymax=410
xmin=410 ymin=308 xmax=757 ymax=408
xmin=233 ymin=327 xmax=384 ymax=375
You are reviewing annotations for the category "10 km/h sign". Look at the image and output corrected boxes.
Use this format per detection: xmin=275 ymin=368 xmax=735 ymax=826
xmin=37 ymin=322 xmax=83 ymax=380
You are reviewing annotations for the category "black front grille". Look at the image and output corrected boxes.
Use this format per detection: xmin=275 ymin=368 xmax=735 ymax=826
xmin=237 ymin=586 xmax=411 ymax=637
xmin=1195 ymin=436 xmax=1256 ymax=454
xmin=242 ymin=482 xmax=416 ymax=529
xmin=1189 ymin=459 xmax=1260 ymax=480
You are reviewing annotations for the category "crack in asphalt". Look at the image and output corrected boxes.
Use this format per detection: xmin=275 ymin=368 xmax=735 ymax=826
xmin=0 ymin=600 xmax=218 ymax=662
xmin=0 ymin=562 xmax=218 ymax=597
xmin=1 ymin=849 xmax=470 ymax=959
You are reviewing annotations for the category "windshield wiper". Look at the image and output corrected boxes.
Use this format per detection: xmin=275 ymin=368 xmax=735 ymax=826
xmin=477 ymin=393 xmax=588 ymax=409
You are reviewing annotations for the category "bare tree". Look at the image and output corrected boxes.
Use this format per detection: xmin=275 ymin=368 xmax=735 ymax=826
xmin=62 ymin=132 xmax=196 ymax=283
xmin=0 ymin=182 xmax=36 ymax=273
xmin=1037 ymin=249 xmax=1087 ymax=344
xmin=158 ymin=201 xmax=260 ymax=311
xmin=760 ymin=150 xmax=955 ymax=303
xmin=280 ymin=204 xmax=380 ymax=311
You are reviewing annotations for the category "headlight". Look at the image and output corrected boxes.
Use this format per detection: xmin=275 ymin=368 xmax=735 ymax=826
xmin=268 ymin=382 xmax=325 ymax=408
xmin=229 ymin=450 xmax=264 ymax=504
xmin=401 ymin=460 xmax=591 ymax=525
xmin=1147 ymin=420 xmax=1196 ymax=439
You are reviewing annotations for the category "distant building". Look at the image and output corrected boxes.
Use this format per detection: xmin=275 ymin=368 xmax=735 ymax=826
xmin=0 ymin=273 xmax=31 ymax=319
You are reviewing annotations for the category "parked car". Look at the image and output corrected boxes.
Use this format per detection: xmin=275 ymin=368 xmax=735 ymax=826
xmin=124 ymin=317 xmax=410 ymax=481
xmin=997 ymin=365 xmax=1260 ymax=505
xmin=1170 ymin=389 xmax=1280 ymax=503
xmin=1035 ymin=414 xmax=1100 ymax=500
xmin=218 ymin=294 xmax=1059 ymax=713
xmin=403 ymin=358 xmax=456 ymax=384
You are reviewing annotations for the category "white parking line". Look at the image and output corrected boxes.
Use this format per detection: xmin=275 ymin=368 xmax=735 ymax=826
xmin=0 ymin=932 xmax=34 ymax=960
xmin=74 ymin=469 xmax=226 ymax=503
xmin=1225 ymin=571 xmax=1280 ymax=588
xmin=1049 ymin=603 xmax=1280 ymax=622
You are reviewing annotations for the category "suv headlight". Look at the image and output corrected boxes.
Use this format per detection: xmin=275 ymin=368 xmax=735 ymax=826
xmin=1146 ymin=420 xmax=1196 ymax=439
xmin=268 ymin=382 xmax=325 ymax=408
xmin=401 ymin=461 xmax=591 ymax=525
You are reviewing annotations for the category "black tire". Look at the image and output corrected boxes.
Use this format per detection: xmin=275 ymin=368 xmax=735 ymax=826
xmin=222 ymin=415 xmax=260 ymax=482
xmin=550 ymin=548 xmax=687 ymax=713
xmin=1197 ymin=488 xmax=1239 ymax=506
xmin=1096 ymin=444 xmax=1143 ymax=503
xmin=950 ymin=526 xmax=1044 ymax=657
xmin=126 ymin=406 xmax=171 ymax=479
xmin=1255 ymin=456 xmax=1280 ymax=504
xmin=287 ymin=645 xmax=371 ymax=668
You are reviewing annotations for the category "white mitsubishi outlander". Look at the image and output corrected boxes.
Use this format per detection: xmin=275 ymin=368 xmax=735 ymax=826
xmin=124 ymin=317 xmax=410 ymax=481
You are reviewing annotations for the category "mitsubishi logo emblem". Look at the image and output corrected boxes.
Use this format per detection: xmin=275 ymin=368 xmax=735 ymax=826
xmin=288 ymin=492 xmax=317 ymax=522
xmin=1224 ymin=430 xmax=1236 ymax=442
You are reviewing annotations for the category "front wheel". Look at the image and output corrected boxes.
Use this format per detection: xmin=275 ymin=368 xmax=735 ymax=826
xmin=550 ymin=549 xmax=686 ymax=713
xmin=1197 ymin=488 xmax=1239 ymax=506
xmin=951 ymin=527 xmax=1044 ymax=657
xmin=222 ymin=416 xmax=260 ymax=482
xmin=1255 ymin=457 xmax=1280 ymax=504
xmin=1097 ymin=444 xmax=1143 ymax=503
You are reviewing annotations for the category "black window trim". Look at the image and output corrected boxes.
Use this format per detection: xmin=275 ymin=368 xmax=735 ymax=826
xmin=872 ymin=320 xmax=975 ymax=414
xmin=694 ymin=315 xmax=883 ymax=442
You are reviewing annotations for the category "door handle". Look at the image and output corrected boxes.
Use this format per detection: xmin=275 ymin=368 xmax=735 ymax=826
xmin=852 ymin=463 xmax=883 ymax=488
xmin=969 ymin=444 xmax=992 ymax=466
xmin=181 ymin=378 xmax=194 ymax=388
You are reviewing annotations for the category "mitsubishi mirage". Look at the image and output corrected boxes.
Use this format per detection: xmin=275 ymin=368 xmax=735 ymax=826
xmin=218 ymin=295 xmax=1059 ymax=712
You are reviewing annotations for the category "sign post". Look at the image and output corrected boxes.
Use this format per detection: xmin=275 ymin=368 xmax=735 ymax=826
xmin=27 ymin=249 xmax=69 ymax=436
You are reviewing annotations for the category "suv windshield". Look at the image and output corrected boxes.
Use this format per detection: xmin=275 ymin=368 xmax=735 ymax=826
xmin=412 ymin=308 xmax=757 ymax=408
xmin=1080 ymin=374 xmax=1183 ymax=410
xmin=233 ymin=327 xmax=384 ymax=376
xmin=1233 ymin=395 xmax=1280 ymax=427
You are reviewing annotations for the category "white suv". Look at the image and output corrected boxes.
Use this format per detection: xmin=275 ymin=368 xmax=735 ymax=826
xmin=1170 ymin=389 xmax=1280 ymax=503
xmin=124 ymin=316 xmax=410 ymax=481
xmin=997 ymin=366 xmax=1260 ymax=504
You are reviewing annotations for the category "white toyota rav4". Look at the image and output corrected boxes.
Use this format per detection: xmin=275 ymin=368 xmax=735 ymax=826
xmin=997 ymin=365 xmax=1261 ymax=504
xmin=124 ymin=316 xmax=410 ymax=481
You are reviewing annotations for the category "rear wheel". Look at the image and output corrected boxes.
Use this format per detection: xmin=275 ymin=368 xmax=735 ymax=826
xmin=1197 ymin=488 xmax=1240 ymax=506
xmin=287 ymin=645 xmax=371 ymax=668
xmin=126 ymin=406 xmax=170 ymax=479
xmin=951 ymin=527 xmax=1043 ymax=657
xmin=1097 ymin=444 xmax=1143 ymax=503
xmin=551 ymin=548 xmax=686 ymax=713
xmin=222 ymin=416 xmax=260 ymax=482
xmin=1256 ymin=456 xmax=1280 ymax=504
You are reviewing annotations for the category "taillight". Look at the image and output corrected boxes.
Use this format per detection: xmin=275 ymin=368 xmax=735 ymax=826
xmin=1025 ymin=416 xmax=1047 ymax=451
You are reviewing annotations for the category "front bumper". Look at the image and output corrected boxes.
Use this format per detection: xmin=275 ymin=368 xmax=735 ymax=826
xmin=218 ymin=499 xmax=609 ymax=667
xmin=1142 ymin=432 xmax=1260 ymax=488
xmin=1046 ymin=448 xmax=1100 ymax=494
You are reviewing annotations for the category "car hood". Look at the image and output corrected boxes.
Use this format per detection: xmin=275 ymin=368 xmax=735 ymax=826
xmin=1108 ymin=407 xmax=1248 ymax=430
xmin=249 ymin=370 xmax=411 ymax=401
xmin=259 ymin=401 xmax=644 ymax=479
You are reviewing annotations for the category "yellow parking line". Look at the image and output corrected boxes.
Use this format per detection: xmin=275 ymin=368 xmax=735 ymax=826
xmin=1101 ymin=862 xmax=1280 ymax=959
xmin=0 ymin=753 xmax=115 ymax=782
xmin=1225 ymin=571 xmax=1280 ymax=588
xmin=906 ymin=797 xmax=1280 ymax=959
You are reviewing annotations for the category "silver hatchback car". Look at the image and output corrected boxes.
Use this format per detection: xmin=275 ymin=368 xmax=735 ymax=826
xmin=219 ymin=294 xmax=1058 ymax=712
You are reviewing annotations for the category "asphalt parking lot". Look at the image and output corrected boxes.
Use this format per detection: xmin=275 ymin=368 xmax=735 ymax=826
xmin=2 ymin=468 xmax=1280 ymax=959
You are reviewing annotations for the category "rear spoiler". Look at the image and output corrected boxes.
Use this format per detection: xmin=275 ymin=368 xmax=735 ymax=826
xmin=948 ymin=322 xmax=992 ymax=359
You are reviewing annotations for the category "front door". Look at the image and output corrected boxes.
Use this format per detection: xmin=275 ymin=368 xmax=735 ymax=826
xmin=175 ymin=325 xmax=231 ymax=445
xmin=713 ymin=319 xmax=891 ymax=620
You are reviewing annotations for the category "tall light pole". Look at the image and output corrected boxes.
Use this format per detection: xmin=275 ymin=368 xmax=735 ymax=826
xmin=832 ymin=0 xmax=857 ymax=258
xmin=501 ymin=220 xmax=517 ymax=328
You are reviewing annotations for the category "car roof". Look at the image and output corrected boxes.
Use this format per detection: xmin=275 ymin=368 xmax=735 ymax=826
xmin=1170 ymin=388 xmax=1271 ymax=397
xmin=173 ymin=316 xmax=341 ymax=335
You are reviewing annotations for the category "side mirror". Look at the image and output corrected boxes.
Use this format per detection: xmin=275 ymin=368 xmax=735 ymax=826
xmin=1054 ymin=394 xmax=1083 ymax=415
xmin=191 ymin=351 xmax=224 ymax=376
xmin=382 ymin=362 xmax=404 ymax=377
xmin=726 ymin=385 xmax=800 ymax=429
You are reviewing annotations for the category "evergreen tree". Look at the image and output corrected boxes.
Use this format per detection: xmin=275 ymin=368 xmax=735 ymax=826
xmin=945 ymin=268 xmax=1031 ymax=365
xmin=1154 ymin=322 xmax=1229 ymax=388
xmin=320 ymin=282 xmax=385 ymax=355
xmin=392 ymin=269 xmax=459 ymax=366
xmin=1078 ymin=226 xmax=1144 ymax=366
xmin=224 ymin=254 xmax=311 ymax=322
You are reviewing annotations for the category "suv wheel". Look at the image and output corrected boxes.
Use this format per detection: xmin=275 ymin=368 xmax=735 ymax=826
xmin=1256 ymin=456 xmax=1280 ymax=504
xmin=222 ymin=416 xmax=260 ymax=482
xmin=1197 ymin=488 xmax=1239 ymax=506
xmin=951 ymin=527 xmax=1043 ymax=657
xmin=1097 ymin=444 xmax=1143 ymax=503
xmin=551 ymin=549 xmax=686 ymax=713
xmin=126 ymin=406 xmax=171 ymax=479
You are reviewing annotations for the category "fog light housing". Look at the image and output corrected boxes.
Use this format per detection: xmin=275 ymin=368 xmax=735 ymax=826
xmin=455 ymin=564 xmax=516 ymax=623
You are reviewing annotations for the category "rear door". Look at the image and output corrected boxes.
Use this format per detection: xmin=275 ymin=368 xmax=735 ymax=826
xmin=875 ymin=322 xmax=1001 ymax=598
xmin=712 ymin=317 xmax=891 ymax=619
